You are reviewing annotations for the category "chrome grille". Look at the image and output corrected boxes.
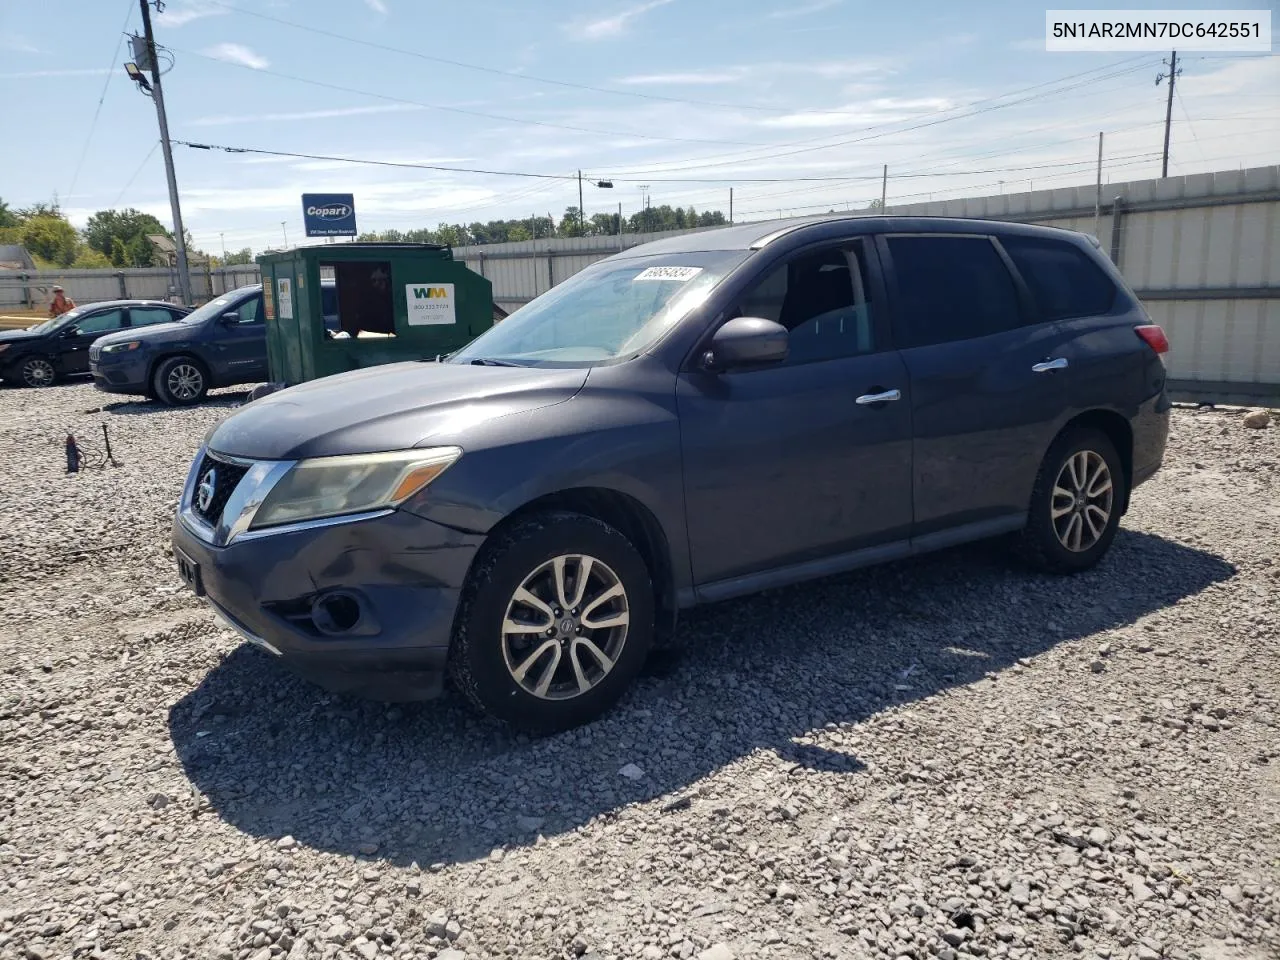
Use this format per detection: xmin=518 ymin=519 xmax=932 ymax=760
xmin=191 ymin=453 xmax=250 ymax=527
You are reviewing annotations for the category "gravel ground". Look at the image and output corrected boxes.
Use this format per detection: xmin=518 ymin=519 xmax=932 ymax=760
xmin=1 ymin=382 xmax=1277 ymax=960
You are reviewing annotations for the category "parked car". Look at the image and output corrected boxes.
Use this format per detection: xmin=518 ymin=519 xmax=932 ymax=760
xmin=0 ymin=300 xmax=189 ymax=388
xmin=171 ymin=216 xmax=1170 ymax=731
xmin=91 ymin=281 xmax=337 ymax=405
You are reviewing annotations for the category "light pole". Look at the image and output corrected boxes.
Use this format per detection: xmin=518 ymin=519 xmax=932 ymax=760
xmin=281 ymin=222 xmax=288 ymax=248
xmin=124 ymin=0 xmax=192 ymax=305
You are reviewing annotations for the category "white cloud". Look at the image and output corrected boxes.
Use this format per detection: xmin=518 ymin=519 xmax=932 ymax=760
xmin=364 ymin=0 xmax=388 ymax=13
xmin=203 ymin=43 xmax=270 ymax=70
xmin=760 ymin=96 xmax=955 ymax=129
xmin=617 ymin=69 xmax=748 ymax=85
xmin=156 ymin=3 xmax=227 ymax=28
xmin=566 ymin=0 xmax=676 ymax=40
xmin=190 ymin=104 xmax=422 ymax=127
xmin=0 ymin=33 xmax=38 ymax=53
xmin=767 ymin=0 xmax=842 ymax=19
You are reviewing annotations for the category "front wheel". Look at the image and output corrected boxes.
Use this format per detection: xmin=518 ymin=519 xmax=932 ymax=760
xmin=19 ymin=356 xmax=57 ymax=388
xmin=1017 ymin=427 xmax=1126 ymax=574
xmin=450 ymin=511 xmax=655 ymax=732
xmin=153 ymin=356 xmax=208 ymax=406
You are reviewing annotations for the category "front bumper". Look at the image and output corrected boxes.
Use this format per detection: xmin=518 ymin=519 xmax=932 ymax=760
xmin=90 ymin=355 xmax=149 ymax=394
xmin=172 ymin=502 xmax=485 ymax=701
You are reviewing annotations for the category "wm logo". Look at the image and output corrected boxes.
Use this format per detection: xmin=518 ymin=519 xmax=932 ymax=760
xmin=412 ymin=287 xmax=448 ymax=299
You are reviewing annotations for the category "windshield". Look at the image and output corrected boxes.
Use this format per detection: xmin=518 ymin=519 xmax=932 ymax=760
xmin=26 ymin=308 xmax=84 ymax=335
xmin=449 ymin=250 xmax=748 ymax=367
xmin=181 ymin=290 xmax=251 ymax=324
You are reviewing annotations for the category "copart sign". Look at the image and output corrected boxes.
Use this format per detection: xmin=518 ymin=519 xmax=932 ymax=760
xmin=301 ymin=193 xmax=357 ymax=238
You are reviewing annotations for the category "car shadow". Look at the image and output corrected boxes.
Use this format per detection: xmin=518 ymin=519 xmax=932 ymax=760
xmin=168 ymin=529 xmax=1234 ymax=867
xmin=97 ymin=389 xmax=251 ymax=415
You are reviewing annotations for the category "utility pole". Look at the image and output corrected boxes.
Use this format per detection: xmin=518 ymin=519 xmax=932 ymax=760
xmin=880 ymin=164 xmax=887 ymax=211
xmin=1093 ymin=131 xmax=1104 ymax=238
xmin=281 ymin=221 xmax=288 ymax=248
xmin=135 ymin=0 xmax=192 ymax=305
xmin=1156 ymin=50 xmax=1180 ymax=178
xmin=617 ymin=202 xmax=623 ymax=248
xmin=219 ymin=232 xmax=226 ymax=260
xmin=577 ymin=170 xmax=585 ymax=237
xmin=729 ymin=187 xmax=734 ymax=224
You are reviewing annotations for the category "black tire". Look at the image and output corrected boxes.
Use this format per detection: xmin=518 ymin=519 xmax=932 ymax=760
xmin=1017 ymin=427 xmax=1126 ymax=574
xmin=449 ymin=511 xmax=655 ymax=732
xmin=153 ymin=356 xmax=208 ymax=406
xmin=18 ymin=355 xmax=57 ymax=388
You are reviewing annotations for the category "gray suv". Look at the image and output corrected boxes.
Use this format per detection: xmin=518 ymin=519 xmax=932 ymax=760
xmin=171 ymin=216 xmax=1170 ymax=731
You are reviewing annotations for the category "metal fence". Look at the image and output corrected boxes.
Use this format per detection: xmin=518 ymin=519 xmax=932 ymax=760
xmin=3 ymin=165 xmax=1275 ymax=402
xmin=0 ymin=265 xmax=261 ymax=311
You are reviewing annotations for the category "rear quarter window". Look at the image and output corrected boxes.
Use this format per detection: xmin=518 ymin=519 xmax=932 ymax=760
xmin=1000 ymin=235 xmax=1117 ymax=321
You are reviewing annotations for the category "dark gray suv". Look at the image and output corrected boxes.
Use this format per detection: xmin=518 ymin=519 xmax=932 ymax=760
xmin=171 ymin=216 xmax=1171 ymax=731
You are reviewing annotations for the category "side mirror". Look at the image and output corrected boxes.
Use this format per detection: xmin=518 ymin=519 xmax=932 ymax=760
xmin=61 ymin=326 xmax=80 ymax=338
xmin=219 ymin=311 xmax=239 ymax=325
xmin=700 ymin=316 xmax=788 ymax=371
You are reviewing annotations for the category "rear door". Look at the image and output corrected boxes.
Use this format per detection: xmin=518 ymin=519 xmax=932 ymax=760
xmin=678 ymin=238 xmax=914 ymax=588
xmin=59 ymin=307 xmax=127 ymax=374
xmin=207 ymin=292 xmax=268 ymax=384
xmin=877 ymin=233 xmax=1071 ymax=540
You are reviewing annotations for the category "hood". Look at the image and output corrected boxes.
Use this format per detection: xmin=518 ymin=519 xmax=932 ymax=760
xmin=0 ymin=328 xmax=40 ymax=344
xmin=96 ymin=321 xmax=190 ymax=345
xmin=209 ymin=361 xmax=590 ymax=460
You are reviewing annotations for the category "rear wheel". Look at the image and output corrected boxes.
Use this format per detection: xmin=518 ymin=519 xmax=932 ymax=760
xmin=153 ymin=356 xmax=208 ymax=406
xmin=19 ymin=356 xmax=57 ymax=388
xmin=450 ymin=511 xmax=655 ymax=732
xmin=1017 ymin=428 xmax=1126 ymax=573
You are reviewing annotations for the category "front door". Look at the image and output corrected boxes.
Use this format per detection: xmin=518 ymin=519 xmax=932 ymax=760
xmin=59 ymin=307 xmax=126 ymax=374
xmin=877 ymin=233 xmax=1070 ymax=537
xmin=677 ymin=239 xmax=914 ymax=588
xmin=207 ymin=292 xmax=267 ymax=384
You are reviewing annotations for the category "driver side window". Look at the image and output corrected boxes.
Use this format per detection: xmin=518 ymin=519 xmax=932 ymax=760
xmin=72 ymin=309 xmax=125 ymax=336
xmin=732 ymin=241 xmax=877 ymax=365
xmin=234 ymin=295 xmax=263 ymax=324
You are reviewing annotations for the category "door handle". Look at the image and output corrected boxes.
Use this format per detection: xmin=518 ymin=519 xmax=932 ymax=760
xmin=1032 ymin=357 xmax=1069 ymax=373
xmin=855 ymin=388 xmax=901 ymax=405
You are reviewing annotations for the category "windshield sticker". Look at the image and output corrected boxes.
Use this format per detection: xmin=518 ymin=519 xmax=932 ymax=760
xmin=633 ymin=265 xmax=703 ymax=283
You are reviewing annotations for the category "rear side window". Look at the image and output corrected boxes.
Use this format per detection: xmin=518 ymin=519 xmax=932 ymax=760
xmin=885 ymin=236 xmax=1022 ymax=348
xmin=1000 ymin=235 xmax=1117 ymax=321
xmin=129 ymin=307 xmax=176 ymax=328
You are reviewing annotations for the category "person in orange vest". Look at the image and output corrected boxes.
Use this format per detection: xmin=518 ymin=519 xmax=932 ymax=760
xmin=49 ymin=286 xmax=76 ymax=318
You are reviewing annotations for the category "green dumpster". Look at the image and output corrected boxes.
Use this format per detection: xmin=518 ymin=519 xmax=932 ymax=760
xmin=257 ymin=243 xmax=493 ymax=386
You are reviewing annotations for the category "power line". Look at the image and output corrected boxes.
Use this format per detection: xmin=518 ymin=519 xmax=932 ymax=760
xmin=176 ymin=138 xmax=1175 ymax=185
xmin=112 ymin=140 xmax=160 ymax=206
xmin=202 ymin=0 xmax=799 ymax=116
xmin=168 ymin=45 xmax=767 ymax=148
xmin=66 ymin=0 xmax=135 ymax=201
xmin=175 ymin=140 xmax=579 ymax=179
xmin=598 ymin=56 xmax=1158 ymax=177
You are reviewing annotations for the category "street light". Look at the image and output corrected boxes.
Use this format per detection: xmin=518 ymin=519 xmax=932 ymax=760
xmin=123 ymin=61 xmax=152 ymax=94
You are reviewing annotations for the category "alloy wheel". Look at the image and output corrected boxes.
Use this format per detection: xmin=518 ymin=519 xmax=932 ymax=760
xmin=501 ymin=554 xmax=630 ymax=700
xmin=21 ymin=358 xmax=55 ymax=388
xmin=1051 ymin=449 xmax=1113 ymax=552
xmin=167 ymin=363 xmax=204 ymax=401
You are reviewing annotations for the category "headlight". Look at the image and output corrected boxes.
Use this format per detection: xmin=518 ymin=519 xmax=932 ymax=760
xmin=101 ymin=341 xmax=141 ymax=354
xmin=251 ymin=447 xmax=462 ymax=529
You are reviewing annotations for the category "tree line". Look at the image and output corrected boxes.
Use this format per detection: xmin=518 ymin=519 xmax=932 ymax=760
xmin=356 ymin=204 xmax=729 ymax=246
xmin=0 ymin=197 xmax=732 ymax=271
xmin=0 ymin=198 xmax=248 ymax=269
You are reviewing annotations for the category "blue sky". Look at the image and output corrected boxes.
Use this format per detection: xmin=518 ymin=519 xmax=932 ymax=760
xmin=1 ymin=0 xmax=1277 ymax=252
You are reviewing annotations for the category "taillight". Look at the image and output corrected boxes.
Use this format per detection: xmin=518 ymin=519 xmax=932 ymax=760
xmin=1135 ymin=324 xmax=1169 ymax=356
